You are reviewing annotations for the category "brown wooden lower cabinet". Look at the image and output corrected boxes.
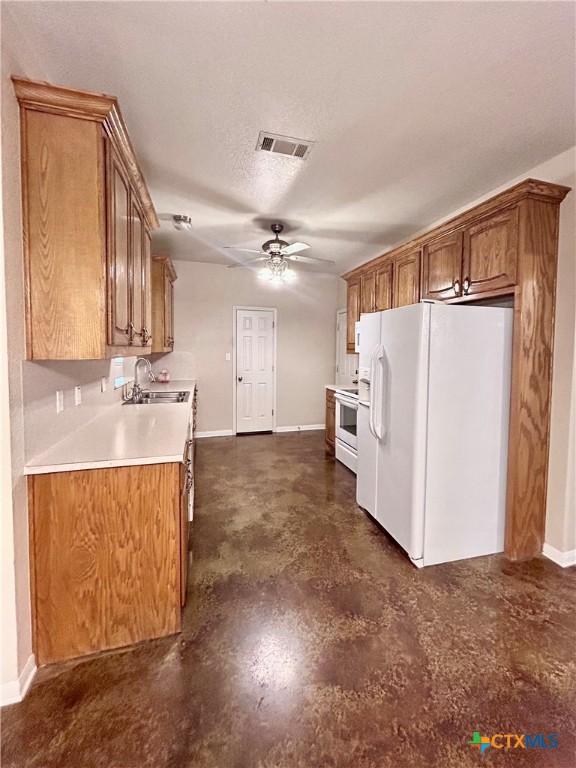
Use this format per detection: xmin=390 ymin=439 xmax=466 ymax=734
xmin=325 ymin=389 xmax=336 ymax=455
xmin=29 ymin=461 xmax=190 ymax=665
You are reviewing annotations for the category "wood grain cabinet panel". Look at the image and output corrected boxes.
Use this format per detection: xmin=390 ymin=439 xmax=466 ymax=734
xmin=142 ymin=231 xmax=152 ymax=345
xmin=462 ymin=207 xmax=518 ymax=296
xmin=29 ymin=463 xmax=182 ymax=665
xmin=325 ymin=389 xmax=336 ymax=455
xmin=393 ymin=250 xmax=421 ymax=307
xmin=107 ymin=147 xmax=132 ymax=347
xmin=22 ymin=110 xmax=107 ymax=359
xmin=375 ymin=262 xmax=394 ymax=311
xmin=14 ymin=77 xmax=158 ymax=360
xmin=151 ymin=255 xmax=177 ymax=353
xmin=130 ymin=200 xmax=144 ymax=343
xmin=180 ymin=463 xmax=190 ymax=607
xmin=360 ymin=270 xmax=376 ymax=314
xmin=346 ymin=279 xmax=360 ymax=352
xmin=422 ymin=231 xmax=463 ymax=300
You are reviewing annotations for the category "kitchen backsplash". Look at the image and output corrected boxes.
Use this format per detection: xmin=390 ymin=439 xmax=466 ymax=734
xmin=22 ymin=357 xmax=137 ymax=462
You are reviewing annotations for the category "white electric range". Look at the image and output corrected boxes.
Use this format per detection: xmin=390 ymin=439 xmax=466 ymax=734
xmin=334 ymin=387 xmax=359 ymax=473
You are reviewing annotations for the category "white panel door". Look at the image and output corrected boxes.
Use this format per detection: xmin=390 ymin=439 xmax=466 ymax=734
xmin=236 ymin=309 xmax=275 ymax=433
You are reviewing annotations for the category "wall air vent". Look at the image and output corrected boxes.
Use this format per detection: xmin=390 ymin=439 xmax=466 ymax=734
xmin=256 ymin=131 xmax=314 ymax=160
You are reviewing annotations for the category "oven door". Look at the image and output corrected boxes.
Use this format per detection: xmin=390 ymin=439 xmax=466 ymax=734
xmin=334 ymin=393 xmax=358 ymax=450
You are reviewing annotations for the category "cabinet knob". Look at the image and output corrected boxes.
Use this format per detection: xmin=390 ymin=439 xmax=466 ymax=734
xmin=453 ymin=279 xmax=461 ymax=295
xmin=463 ymin=277 xmax=470 ymax=295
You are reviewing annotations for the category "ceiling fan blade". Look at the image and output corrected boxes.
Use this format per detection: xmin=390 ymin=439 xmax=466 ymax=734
xmin=282 ymin=242 xmax=310 ymax=256
xmin=222 ymin=247 xmax=265 ymax=254
xmin=287 ymin=253 xmax=335 ymax=264
xmin=226 ymin=256 xmax=267 ymax=269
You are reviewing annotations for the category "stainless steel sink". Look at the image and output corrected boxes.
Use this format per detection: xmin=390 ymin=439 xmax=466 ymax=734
xmin=124 ymin=391 xmax=190 ymax=405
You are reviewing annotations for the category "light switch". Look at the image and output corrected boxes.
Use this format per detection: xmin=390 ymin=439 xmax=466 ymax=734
xmin=56 ymin=390 xmax=64 ymax=414
xmin=74 ymin=385 xmax=82 ymax=406
xmin=225 ymin=352 xmax=231 ymax=361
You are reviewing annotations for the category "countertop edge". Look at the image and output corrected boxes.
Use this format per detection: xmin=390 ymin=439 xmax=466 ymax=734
xmin=24 ymin=454 xmax=185 ymax=476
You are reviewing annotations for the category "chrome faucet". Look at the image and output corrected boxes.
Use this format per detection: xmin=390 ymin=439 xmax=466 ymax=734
xmin=132 ymin=357 xmax=155 ymax=403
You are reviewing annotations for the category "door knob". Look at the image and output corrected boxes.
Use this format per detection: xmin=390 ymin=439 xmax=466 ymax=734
xmin=237 ymin=376 xmax=243 ymax=382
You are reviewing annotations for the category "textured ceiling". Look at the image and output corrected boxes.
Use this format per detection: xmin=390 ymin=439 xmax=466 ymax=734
xmin=4 ymin=1 xmax=575 ymax=273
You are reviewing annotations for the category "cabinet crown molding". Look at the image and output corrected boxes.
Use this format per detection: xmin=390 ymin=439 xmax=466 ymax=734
xmin=342 ymin=177 xmax=571 ymax=280
xmin=152 ymin=253 xmax=178 ymax=282
xmin=12 ymin=76 xmax=159 ymax=230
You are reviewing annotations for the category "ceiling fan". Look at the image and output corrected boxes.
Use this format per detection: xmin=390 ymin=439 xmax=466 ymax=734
xmin=223 ymin=223 xmax=335 ymax=279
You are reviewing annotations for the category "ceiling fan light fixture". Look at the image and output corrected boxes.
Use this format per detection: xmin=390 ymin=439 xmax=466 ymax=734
xmin=258 ymin=267 xmax=274 ymax=282
xmin=258 ymin=260 xmax=297 ymax=285
xmin=172 ymin=214 xmax=192 ymax=231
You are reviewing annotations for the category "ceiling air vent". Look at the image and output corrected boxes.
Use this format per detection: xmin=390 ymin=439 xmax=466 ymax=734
xmin=256 ymin=131 xmax=314 ymax=160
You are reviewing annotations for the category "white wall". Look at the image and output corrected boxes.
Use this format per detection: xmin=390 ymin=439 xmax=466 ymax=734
xmin=1 ymin=27 xmax=35 ymax=701
xmin=160 ymin=261 xmax=338 ymax=432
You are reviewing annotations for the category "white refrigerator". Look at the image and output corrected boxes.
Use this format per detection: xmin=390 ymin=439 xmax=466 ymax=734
xmin=356 ymin=302 xmax=512 ymax=567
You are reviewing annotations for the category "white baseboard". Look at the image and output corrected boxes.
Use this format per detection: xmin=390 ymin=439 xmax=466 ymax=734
xmin=197 ymin=426 xmax=325 ymax=437
xmin=0 ymin=654 xmax=36 ymax=707
xmin=196 ymin=429 xmax=234 ymax=438
xmin=274 ymin=424 xmax=325 ymax=433
xmin=543 ymin=543 xmax=576 ymax=568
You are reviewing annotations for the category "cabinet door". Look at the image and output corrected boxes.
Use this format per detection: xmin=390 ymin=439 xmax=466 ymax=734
xmin=462 ymin=208 xmax=518 ymax=296
xmin=164 ymin=272 xmax=174 ymax=349
xmin=142 ymin=230 xmax=152 ymax=345
xmin=325 ymin=390 xmax=335 ymax=453
xmin=375 ymin=261 xmax=393 ymax=311
xmin=421 ymin=231 xmax=463 ymax=300
xmin=180 ymin=462 xmax=189 ymax=607
xmin=360 ymin=270 xmax=376 ymax=314
xmin=130 ymin=201 xmax=144 ymax=344
xmin=393 ymin=250 xmax=421 ymax=307
xmin=107 ymin=145 xmax=132 ymax=346
xmin=346 ymin=279 xmax=360 ymax=353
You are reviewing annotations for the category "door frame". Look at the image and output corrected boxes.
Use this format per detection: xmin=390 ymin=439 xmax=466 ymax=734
xmin=232 ymin=306 xmax=278 ymax=435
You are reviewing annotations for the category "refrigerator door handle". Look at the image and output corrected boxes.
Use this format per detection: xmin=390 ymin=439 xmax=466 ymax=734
xmin=368 ymin=350 xmax=377 ymax=438
xmin=372 ymin=345 xmax=386 ymax=440
xmin=369 ymin=345 xmax=385 ymax=440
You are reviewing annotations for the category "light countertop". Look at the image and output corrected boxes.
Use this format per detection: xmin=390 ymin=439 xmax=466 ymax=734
xmin=24 ymin=380 xmax=197 ymax=476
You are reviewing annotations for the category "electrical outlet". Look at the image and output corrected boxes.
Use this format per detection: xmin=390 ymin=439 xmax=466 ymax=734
xmin=56 ymin=390 xmax=64 ymax=414
xmin=74 ymin=385 xmax=82 ymax=406
xmin=101 ymin=377 xmax=107 ymax=393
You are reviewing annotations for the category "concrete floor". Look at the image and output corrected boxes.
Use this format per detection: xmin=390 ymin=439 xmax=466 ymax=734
xmin=2 ymin=431 xmax=575 ymax=767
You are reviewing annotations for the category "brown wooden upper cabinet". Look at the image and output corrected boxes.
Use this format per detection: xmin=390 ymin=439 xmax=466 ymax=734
xmin=393 ymin=250 xmax=421 ymax=307
xmin=151 ymin=255 xmax=177 ymax=353
xmin=421 ymin=231 xmax=464 ymax=300
xmin=346 ymin=279 xmax=361 ymax=352
xmin=14 ymin=77 xmax=158 ymax=360
xmin=360 ymin=270 xmax=376 ymax=314
xmin=462 ymin=207 xmax=518 ymax=296
xmin=344 ymin=249 xmax=421 ymax=347
xmin=375 ymin=261 xmax=393 ymax=311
